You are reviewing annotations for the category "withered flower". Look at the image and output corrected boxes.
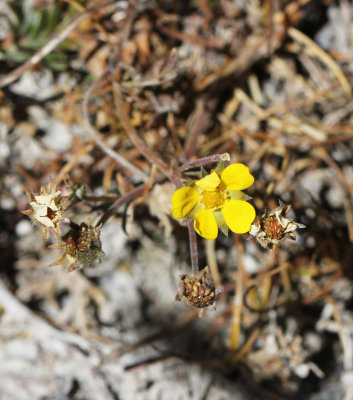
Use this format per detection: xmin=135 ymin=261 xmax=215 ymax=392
xmin=22 ymin=180 xmax=68 ymax=241
xmin=176 ymin=266 xmax=215 ymax=309
xmin=50 ymin=222 xmax=105 ymax=272
xmin=249 ymin=201 xmax=305 ymax=250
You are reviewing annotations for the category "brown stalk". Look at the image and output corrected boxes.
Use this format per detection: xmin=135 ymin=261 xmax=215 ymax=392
xmin=82 ymin=70 xmax=147 ymax=181
xmin=230 ymin=235 xmax=246 ymax=350
xmin=112 ymin=81 xmax=175 ymax=182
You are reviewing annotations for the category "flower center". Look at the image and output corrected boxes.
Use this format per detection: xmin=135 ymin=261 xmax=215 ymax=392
xmin=200 ymin=185 xmax=227 ymax=210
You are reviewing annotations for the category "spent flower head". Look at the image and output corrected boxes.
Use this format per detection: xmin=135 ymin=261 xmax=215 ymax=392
xmin=22 ymin=179 xmax=68 ymax=241
xmin=249 ymin=201 xmax=305 ymax=250
xmin=176 ymin=266 xmax=216 ymax=309
xmin=171 ymin=163 xmax=256 ymax=239
xmin=50 ymin=222 xmax=105 ymax=272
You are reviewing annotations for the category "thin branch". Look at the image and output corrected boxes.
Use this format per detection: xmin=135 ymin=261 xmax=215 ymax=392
xmin=178 ymin=153 xmax=230 ymax=172
xmin=96 ymin=174 xmax=167 ymax=226
xmin=112 ymin=81 xmax=174 ymax=180
xmin=183 ymin=97 xmax=218 ymax=160
xmin=82 ymin=70 xmax=147 ymax=182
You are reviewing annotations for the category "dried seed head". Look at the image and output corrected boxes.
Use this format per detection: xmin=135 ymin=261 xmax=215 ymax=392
xmin=249 ymin=201 xmax=305 ymax=250
xmin=176 ymin=266 xmax=215 ymax=309
xmin=22 ymin=179 xmax=69 ymax=241
xmin=50 ymin=222 xmax=105 ymax=272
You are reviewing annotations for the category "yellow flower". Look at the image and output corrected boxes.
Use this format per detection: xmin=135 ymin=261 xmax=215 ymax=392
xmin=171 ymin=163 xmax=256 ymax=240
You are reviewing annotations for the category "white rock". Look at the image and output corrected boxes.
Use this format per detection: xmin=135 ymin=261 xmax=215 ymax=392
xmin=15 ymin=220 xmax=33 ymax=237
xmin=42 ymin=121 xmax=73 ymax=153
xmin=2 ymin=339 xmax=39 ymax=362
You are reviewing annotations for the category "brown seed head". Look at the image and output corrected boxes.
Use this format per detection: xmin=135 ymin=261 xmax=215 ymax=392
xmin=50 ymin=222 xmax=105 ymax=272
xmin=176 ymin=266 xmax=215 ymax=309
xmin=249 ymin=201 xmax=305 ymax=250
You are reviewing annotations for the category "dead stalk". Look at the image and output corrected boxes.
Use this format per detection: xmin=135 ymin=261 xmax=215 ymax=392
xmin=82 ymin=70 xmax=147 ymax=181
xmin=230 ymin=235 xmax=246 ymax=350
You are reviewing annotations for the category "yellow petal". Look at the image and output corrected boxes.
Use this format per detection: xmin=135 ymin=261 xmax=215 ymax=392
xmin=221 ymin=163 xmax=254 ymax=190
xmin=171 ymin=186 xmax=200 ymax=219
xmin=222 ymin=200 xmax=256 ymax=234
xmin=195 ymin=171 xmax=220 ymax=191
xmin=194 ymin=209 xmax=218 ymax=240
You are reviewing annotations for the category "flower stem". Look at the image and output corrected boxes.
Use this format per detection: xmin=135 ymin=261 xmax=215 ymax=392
xmin=96 ymin=174 xmax=167 ymax=226
xmin=187 ymin=220 xmax=199 ymax=271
